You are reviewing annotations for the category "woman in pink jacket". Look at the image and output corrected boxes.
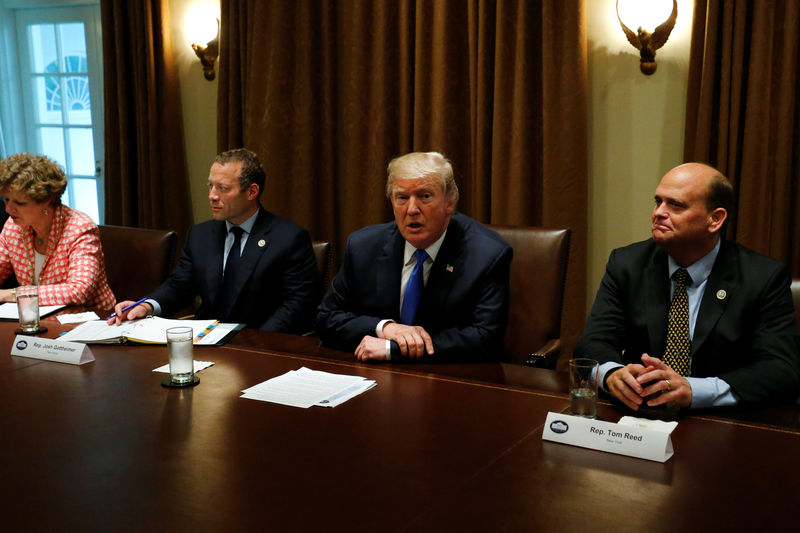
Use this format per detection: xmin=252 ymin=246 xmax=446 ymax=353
xmin=0 ymin=153 xmax=115 ymax=308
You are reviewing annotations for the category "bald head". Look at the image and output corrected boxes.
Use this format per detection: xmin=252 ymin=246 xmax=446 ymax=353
xmin=651 ymin=163 xmax=733 ymax=266
xmin=666 ymin=163 xmax=733 ymax=214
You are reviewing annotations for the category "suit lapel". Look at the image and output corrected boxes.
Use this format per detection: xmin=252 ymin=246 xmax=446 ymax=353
xmin=376 ymin=228 xmax=404 ymax=319
xmin=645 ymin=248 xmax=670 ymax=355
xmin=418 ymin=217 xmax=463 ymax=321
xmin=691 ymin=241 xmax=735 ymax=357
xmin=206 ymin=221 xmax=227 ymax=305
xmin=220 ymin=209 xmax=273 ymax=315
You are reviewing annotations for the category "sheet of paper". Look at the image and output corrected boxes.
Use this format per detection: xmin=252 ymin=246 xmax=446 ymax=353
xmin=152 ymin=361 xmax=215 ymax=373
xmin=0 ymin=303 xmax=65 ymax=320
xmin=317 ymin=380 xmax=377 ymax=407
xmin=618 ymin=416 xmax=678 ymax=434
xmin=59 ymin=319 xmax=127 ymax=342
xmin=57 ymin=311 xmax=100 ymax=324
xmin=242 ymin=367 xmax=376 ymax=408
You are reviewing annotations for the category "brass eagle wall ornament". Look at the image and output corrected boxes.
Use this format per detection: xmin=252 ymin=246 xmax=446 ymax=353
xmin=616 ymin=0 xmax=678 ymax=75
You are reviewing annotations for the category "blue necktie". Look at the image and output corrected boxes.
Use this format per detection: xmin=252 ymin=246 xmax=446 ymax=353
xmin=400 ymin=249 xmax=429 ymax=325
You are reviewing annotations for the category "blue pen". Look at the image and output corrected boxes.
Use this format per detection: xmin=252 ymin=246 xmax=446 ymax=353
xmin=106 ymin=297 xmax=148 ymax=320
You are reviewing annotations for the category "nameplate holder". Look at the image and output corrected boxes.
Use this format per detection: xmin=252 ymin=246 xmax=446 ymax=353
xmin=11 ymin=335 xmax=95 ymax=365
xmin=542 ymin=412 xmax=675 ymax=463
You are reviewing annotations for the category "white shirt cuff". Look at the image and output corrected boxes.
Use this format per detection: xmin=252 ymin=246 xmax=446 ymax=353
xmin=687 ymin=377 xmax=737 ymax=408
xmin=598 ymin=361 xmax=623 ymax=392
xmin=145 ymin=298 xmax=161 ymax=316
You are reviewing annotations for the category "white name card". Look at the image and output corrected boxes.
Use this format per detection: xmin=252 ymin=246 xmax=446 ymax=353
xmin=542 ymin=412 xmax=676 ymax=463
xmin=11 ymin=335 xmax=95 ymax=365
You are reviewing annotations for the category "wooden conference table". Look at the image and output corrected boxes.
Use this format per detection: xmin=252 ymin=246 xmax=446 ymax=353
xmin=2 ymin=315 xmax=799 ymax=532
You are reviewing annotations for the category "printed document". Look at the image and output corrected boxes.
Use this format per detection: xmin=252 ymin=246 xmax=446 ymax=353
xmin=242 ymin=367 xmax=377 ymax=408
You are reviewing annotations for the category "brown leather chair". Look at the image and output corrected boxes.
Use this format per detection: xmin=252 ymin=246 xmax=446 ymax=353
xmin=99 ymin=225 xmax=178 ymax=301
xmin=487 ymin=225 xmax=571 ymax=369
xmin=312 ymin=241 xmax=333 ymax=292
xmin=791 ymin=278 xmax=800 ymax=333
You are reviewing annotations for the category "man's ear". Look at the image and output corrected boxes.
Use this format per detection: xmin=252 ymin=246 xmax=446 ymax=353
xmin=247 ymin=183 xmax=260 ymax=201
xmin=708 ymin=207 xmax=727 ymax=233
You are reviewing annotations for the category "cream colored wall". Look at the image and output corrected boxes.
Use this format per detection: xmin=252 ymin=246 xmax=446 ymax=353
xmin=170 ymin=0 xmax=695 ymax=304
xmin=168 ymin=0 xmax=219 ymax=223
xmin=586 ymin=0 xmax=694 ymax=306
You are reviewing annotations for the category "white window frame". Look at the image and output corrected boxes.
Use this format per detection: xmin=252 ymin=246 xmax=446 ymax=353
xmin=0 ymin=0 xmax=104 ymax=222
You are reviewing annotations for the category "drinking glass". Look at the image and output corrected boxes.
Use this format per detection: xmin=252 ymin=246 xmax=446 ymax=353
xmin=16 ymin=285 xmax=42 ymax=334
xmin=166 ymin=326 xmax=195 ymax=386
xmin=569 ymin=358 xmax=599 ymax=418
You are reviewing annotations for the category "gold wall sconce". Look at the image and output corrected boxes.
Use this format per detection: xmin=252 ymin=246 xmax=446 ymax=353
xmin=616 ymin=0 xmax=678 ymax=75
xmin=185 ymin=3 xmax=220 ymax=81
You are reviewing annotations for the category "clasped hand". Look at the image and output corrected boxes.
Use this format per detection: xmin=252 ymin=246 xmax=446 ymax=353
xmin=354 ymin=322 xmax=434 ymax=361
xmin=605 ymin=353 xmax=692 ymax=410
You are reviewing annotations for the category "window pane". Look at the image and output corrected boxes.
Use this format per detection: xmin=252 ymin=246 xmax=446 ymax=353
xmin=29 ymin=24 xmax=57 ymax=73
xmin=32 ymin=76 xmax=63 ymax=124
xmin=65 ymin=76 xmax=92 ymax=124
xmin=59 ymin=23 xmax=87 ymax=73
xmin=38 ymin=127 xmax=66 ymax=168
xmin=71 ymin=178 xmax=99 ymax=223
xmin=67 ymin=128 xmax=95 ymax=175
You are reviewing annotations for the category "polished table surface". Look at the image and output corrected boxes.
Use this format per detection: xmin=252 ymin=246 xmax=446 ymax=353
xmin=3 ymin=315 xmax=800 ymax=531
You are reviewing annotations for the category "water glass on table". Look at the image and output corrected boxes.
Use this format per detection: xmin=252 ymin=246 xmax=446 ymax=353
xmin=16 ymin=285 xmax=45 ymax=334
xmin=164 ymin=326 xmax=198 ymax=387
xmin=569 ymin=358 xmax=599 ymax=418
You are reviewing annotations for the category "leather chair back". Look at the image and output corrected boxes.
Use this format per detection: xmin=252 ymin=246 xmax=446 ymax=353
xmin=487 ymin=225 xmax=571 ymax=368
xmin=99 ymin=225 xmax=177 ymax=301
xmin=791 ymin=278 xmax=800 ymax=333
xmin=313 ymin=241 xmax=333 ymax=292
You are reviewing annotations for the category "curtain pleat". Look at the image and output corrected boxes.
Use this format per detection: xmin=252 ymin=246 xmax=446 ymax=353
xmin=101 ymin=0 xmax=192 ymax=237
xmin=685 ymin=0 xmax=800 ymax=273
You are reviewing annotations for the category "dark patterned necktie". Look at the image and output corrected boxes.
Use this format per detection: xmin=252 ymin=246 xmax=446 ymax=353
xmin=400 ymin=249 xmax=429 ymax=325
xmin=663 ymin=268 xmax=692 ymax=376
xmin=218 ymin=226 xmax=244 ymax=316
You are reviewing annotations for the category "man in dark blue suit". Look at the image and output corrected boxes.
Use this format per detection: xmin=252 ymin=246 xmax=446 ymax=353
xmin=576 ymin=163 xmax=800 ymax=410
xmin=110 ymin=149 xmax=318 ymax=333
xmin=316 ymin=151 xmax=512 ymax=362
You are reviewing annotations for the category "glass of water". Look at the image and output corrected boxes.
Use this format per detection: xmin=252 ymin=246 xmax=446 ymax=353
xmin=569 ymin=358 xmax=599 ymax=418
xmin=166 ymin=326 xmax=195 ymax=386
xmin=16 ymin=285 xmax=42 ymax=334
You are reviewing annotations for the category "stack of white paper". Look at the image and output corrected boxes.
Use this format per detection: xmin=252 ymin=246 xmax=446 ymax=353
xmin=241 ymin=367 xmax=376 ymax=408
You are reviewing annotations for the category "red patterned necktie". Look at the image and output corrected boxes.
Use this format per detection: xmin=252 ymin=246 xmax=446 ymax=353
xmin=663 ymin=268 xmax=691 ymax=376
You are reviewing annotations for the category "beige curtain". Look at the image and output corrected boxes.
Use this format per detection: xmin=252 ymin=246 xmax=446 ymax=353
xmin=218 ymin=0 xmax=588 ymax=358
xmin=685 ymin=0 xmax=800 ymax=273
xmin=102 ymin=0 xmax=192 ymax=237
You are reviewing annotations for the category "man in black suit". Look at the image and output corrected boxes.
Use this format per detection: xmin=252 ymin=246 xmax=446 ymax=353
xmin=109 ymin=148 xmax=318 ymax=333
xmin=575 ymin=163 xmax=800 ymax=410
xmin=316 ymin=151 xmax=512 ymax=362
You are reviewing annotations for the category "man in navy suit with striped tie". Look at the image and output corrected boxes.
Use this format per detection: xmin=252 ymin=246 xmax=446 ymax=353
xmin=316 ymin=151 xmax=512 ymax=362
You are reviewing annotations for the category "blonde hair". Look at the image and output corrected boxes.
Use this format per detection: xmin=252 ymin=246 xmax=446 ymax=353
xmin=386 ymin=151 xmax=459 ymax=204
xmin=0 ymin=153 xmax=67 ymax=205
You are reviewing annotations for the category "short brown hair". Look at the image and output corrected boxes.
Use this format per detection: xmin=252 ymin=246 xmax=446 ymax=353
xmin=214 ymin=148 xmax=266 ymax=198
xmin=0 ymin=153 xmax=67 ymax=205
